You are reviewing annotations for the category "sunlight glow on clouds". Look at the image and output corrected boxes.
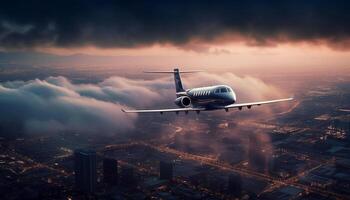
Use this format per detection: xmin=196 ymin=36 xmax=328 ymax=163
xmin=33 ymin=42 xmax=350 ymax=72
xmin=0 ymin=72 xmax=285 ymax=136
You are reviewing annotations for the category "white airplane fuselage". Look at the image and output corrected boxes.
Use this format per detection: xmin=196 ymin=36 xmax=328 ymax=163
xmin=175 ymin=85 xmax=236 ymax=110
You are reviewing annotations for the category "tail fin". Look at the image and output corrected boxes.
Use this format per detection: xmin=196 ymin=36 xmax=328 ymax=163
xmin=173 ymin=68 xmax=185 ymax=92
xmin=144 ymin=68 xmax=202 ymax=93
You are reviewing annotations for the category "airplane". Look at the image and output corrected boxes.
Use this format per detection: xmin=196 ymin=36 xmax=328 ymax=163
xmin=121 ymin=68 xmax=293 ymax=114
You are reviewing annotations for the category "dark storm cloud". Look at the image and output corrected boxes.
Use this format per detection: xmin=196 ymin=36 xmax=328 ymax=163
xmin=0 ymin=0 xmax=350 ymax=50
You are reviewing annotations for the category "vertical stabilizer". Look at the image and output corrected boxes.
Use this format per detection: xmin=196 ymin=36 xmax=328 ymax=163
xmin=144 ymin=68 xmax=202 ymax=96
xmin=173 ymin=68 xmax=185 ymax=93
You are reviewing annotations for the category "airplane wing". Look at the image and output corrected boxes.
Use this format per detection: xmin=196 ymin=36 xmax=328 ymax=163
xmin=122 ymin=97 xmax=293 ymax=114
xmin=121 ymin=107 xmax=205 ymax=114
xmin=224 ymin=97 xmax=293 ymax=110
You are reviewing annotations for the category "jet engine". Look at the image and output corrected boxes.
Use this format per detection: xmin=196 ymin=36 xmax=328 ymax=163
xmin=174 ymin=96 xmax=192 ymax=107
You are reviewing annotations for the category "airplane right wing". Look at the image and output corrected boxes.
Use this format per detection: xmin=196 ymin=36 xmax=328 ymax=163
xmin=121 ymin=107 xmax=205 ymax=114
xmin=224 ymin=97 xmax=294 ymax=110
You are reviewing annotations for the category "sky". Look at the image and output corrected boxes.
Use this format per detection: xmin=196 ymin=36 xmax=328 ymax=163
xmin=0 ymin=1 xmax=349 ymax=137
xmin=0 ymin=0 xmax=350 ymax=73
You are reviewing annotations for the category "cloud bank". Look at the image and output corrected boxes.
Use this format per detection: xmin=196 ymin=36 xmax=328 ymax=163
xmin=0 ymin=72 xmax=285 ymax=137
xmin=0 ymin=77 xmax=138 ymax=136
xmin=0 ymin=1 xmax=350 ymax=50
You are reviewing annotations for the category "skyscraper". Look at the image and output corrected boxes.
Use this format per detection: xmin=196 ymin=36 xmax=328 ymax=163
xmin=120 ymin=166 xmax=135 ymax=186
xmin=228 ymin=173 xmax=242 ymax=196
xmin=74 ymin=149 xmax=97 ymax=193
xmin=248 ymin=135 xmax=265 ymax=171
xmin=103 ymin=157 xmax=118 ymax=185
xmin=159 ymin=161 xmax=173 ymax=180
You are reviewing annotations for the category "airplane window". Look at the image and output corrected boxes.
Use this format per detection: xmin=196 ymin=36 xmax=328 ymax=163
xmin=215 ymin=89 xmax=220 ymax=93
xmin=220 ymin=88 xmax=227 ymax=93
xmin=227 ymin=88 xmax=232 ymax=92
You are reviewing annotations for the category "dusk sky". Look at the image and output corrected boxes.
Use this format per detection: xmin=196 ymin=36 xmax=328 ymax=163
xmin=0 ymin=0 xmax=350 ymax=72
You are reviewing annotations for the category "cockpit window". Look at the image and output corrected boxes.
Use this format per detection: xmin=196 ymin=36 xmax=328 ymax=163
xmin=220 ymin=88 xmax=228 ymax=93
xmin=227 ymin=87 xmax=232 ymax=92
xmin=215 ymin=89 xmax=220 ymax=93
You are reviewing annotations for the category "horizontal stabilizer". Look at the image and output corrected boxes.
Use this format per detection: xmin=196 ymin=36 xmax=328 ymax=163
xmin=143 ymin=70 xmax=203 ymax=73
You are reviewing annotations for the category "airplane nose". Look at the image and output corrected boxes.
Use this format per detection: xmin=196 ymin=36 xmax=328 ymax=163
xmin=231 ymin=92 xmax=236 ymax=103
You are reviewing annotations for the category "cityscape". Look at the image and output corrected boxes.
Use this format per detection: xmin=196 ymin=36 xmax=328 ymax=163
xmin=0 ymin=71 xmax=349 ymax=199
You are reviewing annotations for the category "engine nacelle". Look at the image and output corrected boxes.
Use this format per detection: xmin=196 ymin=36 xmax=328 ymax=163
xmin=174 ymin=96 xmax=192 ymax=107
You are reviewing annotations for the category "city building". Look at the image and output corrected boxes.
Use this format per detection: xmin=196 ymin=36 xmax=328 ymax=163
xmin=103 ymin=157 xmax=118 ymax=185
xmin=74 ymin=149 xmax=97 ymax=193
xmin=159 ymin=161 xmax=173 ymax=180
xmin=248 ymin=135 xmax=263 ymax=170
xmin=228 ymin=173 xmax=242 ymax=196
xmin=120 ymin=166 xmax=135 ymax=186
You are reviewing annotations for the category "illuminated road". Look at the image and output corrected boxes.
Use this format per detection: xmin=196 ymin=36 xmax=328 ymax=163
xmin=117 ymin=158 xmax=228 ymax=199
xmin=0 ymin=147 xmax=72 ymax=177
xmin=103 ymin=141 xmax=349 ymax=200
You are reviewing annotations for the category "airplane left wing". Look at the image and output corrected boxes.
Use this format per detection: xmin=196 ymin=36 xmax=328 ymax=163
xmin=224 ymin=97 xmax=293 ymax=110
xmin=121 ymin=107 xmax=205 ymax=114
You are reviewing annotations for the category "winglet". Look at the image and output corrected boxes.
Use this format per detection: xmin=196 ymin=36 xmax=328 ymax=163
xmin=287 ymin=96 xmax=294 ymax=101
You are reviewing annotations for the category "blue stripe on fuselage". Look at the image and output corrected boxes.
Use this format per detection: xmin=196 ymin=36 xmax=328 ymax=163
xmin=187 ymin=85 xmax=236 ymax=108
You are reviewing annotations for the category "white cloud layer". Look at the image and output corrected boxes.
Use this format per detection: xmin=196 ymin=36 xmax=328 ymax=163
xmin=0 ymin=72 xmax=285 ymax=136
